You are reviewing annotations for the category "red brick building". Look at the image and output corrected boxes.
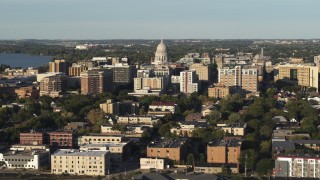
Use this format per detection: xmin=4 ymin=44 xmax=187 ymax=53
xmin=20 ymin=132 xmax=45 ymax=145
xmin=48 ymin=131 xmax=76 ymax=148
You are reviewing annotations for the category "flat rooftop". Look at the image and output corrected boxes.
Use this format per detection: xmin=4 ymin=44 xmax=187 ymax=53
xmin=208 ymin=139 xmax=242 ymax=147
xmin=80 ymin=141 xmax=131 ymax=148
xmin=148 ymin=138 xmax=187 ymax=148
xmin=0 ymin=149 xmax=48 ymax=156
xmin=52 ymin=149 xmax=108 ymax=157
xmin=83 ymin=133 xmax=125 ymax=137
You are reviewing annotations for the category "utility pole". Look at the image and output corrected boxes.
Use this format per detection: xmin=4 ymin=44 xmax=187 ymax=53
xmin=245 ymin=153 xmax=248 ymax=177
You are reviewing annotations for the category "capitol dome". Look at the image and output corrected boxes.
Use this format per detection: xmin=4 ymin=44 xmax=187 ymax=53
xmin=156 ymin=39 xmax=166 ymax=53
xmin=152 ymin=39 xmax=168 ymax=65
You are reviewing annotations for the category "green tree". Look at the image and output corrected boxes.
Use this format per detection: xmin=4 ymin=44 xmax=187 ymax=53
xmin=259 ymin=125 xmax=273 ymax=139
xmin=158 ymin=123 xmax=171 ymax=137
xmin=227 ymin=113 xmax=241 ymax=123
xmin=87 ymin=109 xmax=104 ymax=125
xmin=260 ymin=140 xmax=271 ymax=155
xmin=256 ymin=159 xmax=273 ymax=176
xmin=186 ymin=153 xmax=194 ymax=165
xmin=238 ymin=149 xmax=257 ymax=170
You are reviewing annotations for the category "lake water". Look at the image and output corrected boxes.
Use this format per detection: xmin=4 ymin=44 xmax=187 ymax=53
xmin=0 ymin=53 xmax=52 ymax=68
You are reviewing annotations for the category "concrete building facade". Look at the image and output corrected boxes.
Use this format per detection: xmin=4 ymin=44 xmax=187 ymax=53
xmin=49 ymin=60 xmax=67 ymax=74
xmin=80 ymin=69 xmax=113 ymax=95
xmin=207 ymin=139 xmax=242 ymax=172
xmin=180 ymin=70 xmax=199 ymax=94
xmin=51 ymin=149 xmax=110 ymax=176
xmin=189 ymin=63 xmax=211 ymax=82
xmin=218 ymin=66 xmax=258 ymax=93
xmin=208 ymin=83 xmax=230 ymax=99
xmin=147 ymin=138 xmax=187 ymax=163
xmin=274 ymin=64 xmax=318 ymax=90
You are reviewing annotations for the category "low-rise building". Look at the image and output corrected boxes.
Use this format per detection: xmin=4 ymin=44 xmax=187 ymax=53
xmin=207 ymin=139 xmax=242 ymax=173
xmin=79 ymin=134 xmax=124 ymax=144
xmin=170 ymin=121 xmax=207 ymax=137
xmin=140 ymin=158 xmax=165 ymax=170
xmin=51 ymin=149 xmax=110 ymax=176
xmin=116 ymin=115 xmax=160 ymax=125
xmin=275 ymin=154 xmax=320 ymax=178
xmin=15 ymin=86 xmax=39 ymax=99
xmin=79 ymin=140 xmax=132 ymax=162
xmin=100 ymin=99 xmax=119 ymax=114
xmin=208 ymin=83 xmax=230 ymax=99
xmin=148 ymin=102 xmax=176 ymax=117
xmin=147 ymin=138 xmax=188 ymax=163
xmin=194 ymin=163 xmax=238 ymax=174
xmin=216 ymin=123 xmax=247 ymax=136
xmin=48 ymin=131 xmax=77 ymax=149
xmin=64 ymin=122 xmax=88 ymax=130
xmin=0 ymin=148 xmax=49 ymax=169
xmin=101 ymin=125 xmax=149 ymax=136
xmin=20 ymin=131 xmax=46 ymax=145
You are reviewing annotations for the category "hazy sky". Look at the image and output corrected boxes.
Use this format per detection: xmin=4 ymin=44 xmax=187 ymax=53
xmin=0 ymin=0 xmax=320 ymax=39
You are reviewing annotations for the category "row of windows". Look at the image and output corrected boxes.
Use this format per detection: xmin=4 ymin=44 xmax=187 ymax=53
xmin=8 ymin=164 xmax=34 ymax=168
xmin=2 ymin=159 xmax=33 ymax=162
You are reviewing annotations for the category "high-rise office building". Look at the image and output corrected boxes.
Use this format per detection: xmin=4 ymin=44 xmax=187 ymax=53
xmin=49 ymin=60 xmax=67 ymax=74
xmin=189 ymin=63 xmax=211 ymax=82
xmin=113 ymin=63 xmax=135 ymax=85
xmin=274 ymin=64 xmax=318 ymax=90
xmin=80 ymin=69 xmax=113 ymax=95
xmin=68 ymin=64 xmax=88 ymax=77
xmin=39 ymin=74 xmax=67 ymax=97
xmin=218 ymin=66 xmax=258 ymax=93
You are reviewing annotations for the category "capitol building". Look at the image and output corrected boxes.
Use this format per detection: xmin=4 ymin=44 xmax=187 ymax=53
xmin=152 ymin=39 xmax=168 ymax=65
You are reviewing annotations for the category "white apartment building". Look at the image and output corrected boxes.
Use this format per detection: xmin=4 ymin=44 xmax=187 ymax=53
xmin=275 ymin=155 xmax=320 ymax=178
xmin=51 ymin=149 xmax=110 ymax=176
xmin=0 ymin=149 xmax=49 ymax=169
xmin=140 ymin=158 xmax=165 ymax=170
xmin=117 ymin=116 xmax=159 ymax=125
xmin=180 ymin=70 xmax=199 ymax=94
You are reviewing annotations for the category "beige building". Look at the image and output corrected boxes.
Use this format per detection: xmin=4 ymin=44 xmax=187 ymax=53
xmin=274 ymin=64 xmax=318 ymax=90
xmin=49 ymin=60 xmax=67 ymax=74
xmin=170 ymin=121 xmax=206 ymax=137
xmin=194 ymin=164 xmax=238 ymax=174
xmin=15 ymin=86 xmax=39 ymax=99
xmin=134 ymin=77 xmax=167 ymax=91
xmin=147 ymin=138 xmax=188 ymax=163
xmin=79 ymin=140 xmax=132 ymax=162
xmin=140 ymin=158 xmax=165 ymax=170
xmin=217 ymin=123 xmax=247 ymax=136
xmin=81 ymin=69 xmax=113 ymax=95
xmin=207 ymin=139 xmax=242 ymax=172
xmin=189 ymin=63 xmax=211 ymax=82
xmin=218 ymin=66 xmax=258 ymax=93
xmin=117 ymin=116 xmax=159 ymax=125
xmin=79 ymin=134 xmax=124 ymax=144
xmin=69 ymin=65 xmax=88 ymax=76
xmin=39 ymin=74 xmax=67 ymax=97
xmin=100 ymin=99 xmax=119 ymax=114
xmin=208 ymin=83 xmax=230 ymax=98
xmin=51 ymin=149 xmax=110 ymax=176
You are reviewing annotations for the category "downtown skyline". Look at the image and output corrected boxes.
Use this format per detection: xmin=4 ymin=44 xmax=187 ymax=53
xmin=0 ymin=0 xmax=320 ymax=40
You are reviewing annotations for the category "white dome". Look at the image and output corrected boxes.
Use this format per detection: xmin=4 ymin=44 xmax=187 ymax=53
xmin=152 ymin=39 xmax=168 ymax=65
xmin=156 ymin=39 xmax=166 ymax=53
